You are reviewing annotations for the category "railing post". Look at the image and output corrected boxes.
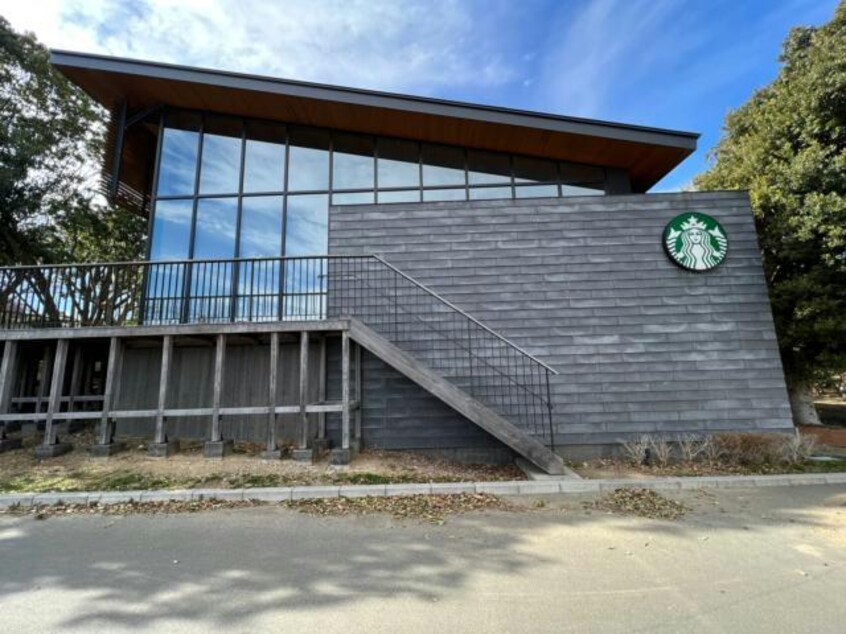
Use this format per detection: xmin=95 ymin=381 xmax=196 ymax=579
xmin=545 ymin=369 xmax=555 ymax=451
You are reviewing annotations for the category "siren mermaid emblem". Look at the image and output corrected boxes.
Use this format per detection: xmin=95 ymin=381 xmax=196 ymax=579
xmin=663 ymin=213 xmax=728 ymax=271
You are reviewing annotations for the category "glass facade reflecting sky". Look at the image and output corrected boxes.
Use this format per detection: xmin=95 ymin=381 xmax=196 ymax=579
xmin=149 ymin=110 xmax=608 ymax=261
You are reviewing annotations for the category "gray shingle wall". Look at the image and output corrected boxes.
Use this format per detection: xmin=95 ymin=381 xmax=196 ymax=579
xmin=329 ymin=191 xmax=794 ymax=447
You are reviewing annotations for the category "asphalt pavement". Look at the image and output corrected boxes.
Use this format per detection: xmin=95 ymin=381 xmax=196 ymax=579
xmin=1 ymin=484 xmax=844 ymax=633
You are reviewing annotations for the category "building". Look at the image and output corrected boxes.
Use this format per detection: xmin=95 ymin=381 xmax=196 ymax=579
xmin=0 ymin=51 xmax=794 ymax=473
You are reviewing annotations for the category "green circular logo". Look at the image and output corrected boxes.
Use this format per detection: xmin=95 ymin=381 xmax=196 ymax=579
xmin=663 ymin=212 xmax=728 ymax=272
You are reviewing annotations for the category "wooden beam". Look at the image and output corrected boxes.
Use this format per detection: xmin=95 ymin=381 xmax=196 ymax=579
xmin=298 ymin=330 xmax=309 ymax=450
xmin=154 ymin=335 xmax=172 ymax=443
xmin=210 ymin=333 xmax=226 ymax=442
xmin=266 ymin=331 xmax=279 ymax=452
xmin=98 ymin=337 xmax=123 ymax=445
xmin=0 ymin=341 xmax=18 ymax=438
xmin=43 ymin=339 xmax=69 ymax=446
xmin=0 ymin=318 xmax=350 ymax=341
xmin=341 ymin=330 xmax=350 ymax=450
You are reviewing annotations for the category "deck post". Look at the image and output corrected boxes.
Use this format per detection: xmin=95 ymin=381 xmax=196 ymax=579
xmin=67 ymin=346 xmax=83 ymax=414
xmin=313 ymin=334 xmax=330 ymax=453
xmin=36 ymin=343 xmax=53 ymax=416
xmin=330 ymin=330 xmax=352 ymax=465
xmin=0 ymin=341 xmax=22 ymax=451
xmin=90 ymin=337 xmax=126 ymax=457
xmin=204 ymin=333 xmax=233 ymax=458
xmin=149 ymin=335 xmax=178 ymax=457
xmin=261 ymin=331 xmax=282 ymax=459
xmin=354 ymin=341 xmax=362 ymax=451
xmin=35 ymin=339 xmax=72 ymax=458
xmin=292 ymin=330 xmax=315 ymax=462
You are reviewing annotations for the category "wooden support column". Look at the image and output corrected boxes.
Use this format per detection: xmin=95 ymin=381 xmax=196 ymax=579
xmin=0 ymin=341 xmax=22 ymax=451
xmin=36 ymin=344 xmax=53 ymax=415
xmin=67 ymin=346 xmax=83 ymax=413
xmin=210 ymin=334 xmax=226 ymax=442
xmin=154 ymin=335 xmax=172 ymax=443
xmin=204 ymin=334 xmax=233 ymax=458
xmin=34 ymin=339 xmax=72 ymax=458
xmin=261 ymin=332 xmax=282 ymax=459
xmin=90 ymin=337 xmax=126 ymax=457
xmin=298 ymin=331 xmax=309 ymax=449
xmin=291 ymin=330 xmax=315 ymax=462
xmin=317 ymin=335 xmax=327 ymax=440
xmin=354 ymin=341 xmax=362 ymax=449
xmin=330 ymin=330 xmax=352 ymax=465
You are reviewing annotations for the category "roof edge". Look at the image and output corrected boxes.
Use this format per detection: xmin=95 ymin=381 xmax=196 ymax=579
xmin=51 ymin=49 xmax=699 ymax=150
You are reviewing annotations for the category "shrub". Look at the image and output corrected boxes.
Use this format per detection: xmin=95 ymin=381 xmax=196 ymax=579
xmin=676 ymin=434 xmax=709 ymax=462
xmin=620 ymin=435 xmax=650 ymax=465
xmin=779 ymin=434 xmax=818 ymax=465
xmin=648 ymin=437 xmax=673 ymax=467
xmin=711 ymin=433 xmax=782 ymax=467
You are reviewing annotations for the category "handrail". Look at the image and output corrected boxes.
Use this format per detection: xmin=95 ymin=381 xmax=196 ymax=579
xmin=372 ymin=255 xmax=559 ymax=375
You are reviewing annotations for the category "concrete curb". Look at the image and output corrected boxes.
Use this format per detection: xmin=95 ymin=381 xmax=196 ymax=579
xmin=0 ymin=472 xmax=844 ymax=509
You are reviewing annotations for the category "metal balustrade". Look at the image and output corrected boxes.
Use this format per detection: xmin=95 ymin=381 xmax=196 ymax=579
xmin=0 ymin=255 xmax=556 ymax=446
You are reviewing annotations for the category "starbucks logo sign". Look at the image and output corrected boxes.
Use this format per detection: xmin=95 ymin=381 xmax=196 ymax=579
xmin=663 ymin=213 xmax=728 ymax=272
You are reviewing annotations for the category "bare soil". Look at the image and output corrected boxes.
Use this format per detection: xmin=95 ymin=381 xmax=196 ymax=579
xmin=0 ymin=427 xmax=524 ymax=493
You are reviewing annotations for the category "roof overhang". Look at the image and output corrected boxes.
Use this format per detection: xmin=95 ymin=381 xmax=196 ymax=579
xmin=51 ymin=50 xmax=698 ymax=193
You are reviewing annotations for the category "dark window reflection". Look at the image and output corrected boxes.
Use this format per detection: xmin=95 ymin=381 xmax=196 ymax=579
xmin=288 ymin=128 xmax=329 ymax=191
xmin=422 ymin=144 xmax=465 ymax=187
xmin=514 ymin=156 xmax=558 ymax=183
xmin=377 ymin=138 xmax=419 ymax=188
xmin=468 ymin=150 xmax=511 ymax=185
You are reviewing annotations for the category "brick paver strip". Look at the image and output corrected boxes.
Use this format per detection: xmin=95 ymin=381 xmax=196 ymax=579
xmin=0 ymin=472 xmax=844 ymax=509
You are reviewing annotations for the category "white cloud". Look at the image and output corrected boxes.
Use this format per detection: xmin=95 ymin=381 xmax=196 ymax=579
xmin=0 ymin=0 xmax=522 ymax=94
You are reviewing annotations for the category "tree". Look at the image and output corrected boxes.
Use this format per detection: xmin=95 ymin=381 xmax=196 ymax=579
xmin=695 ymin=3 xmax=846 ymax=425
xmin=0 ymin=17 xmax=144 ymax=266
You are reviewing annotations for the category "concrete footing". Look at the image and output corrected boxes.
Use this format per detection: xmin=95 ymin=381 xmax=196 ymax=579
xmin=330 ymin=448 xmax=353 ymax=465
xmin=260 ymin=448 xmax=284 ymax=460
xmin=88 ymin=442 xmax=127 ymax=458
xmin=0 ymin=437 xmax=23 ymax=453
xmin=34 ymin=443 xmax=73 ymax=459
xmin=291 ymin=447 xmax=317 ymax=463
xmin=148 ymin=440 xmax=180 ymax=458
xmin=203 ymin=439 xmax=234 ymax=459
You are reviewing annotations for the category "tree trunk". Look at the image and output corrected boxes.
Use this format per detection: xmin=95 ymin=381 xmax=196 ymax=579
xmin=787 ymin=379 xmax=822 ymax=426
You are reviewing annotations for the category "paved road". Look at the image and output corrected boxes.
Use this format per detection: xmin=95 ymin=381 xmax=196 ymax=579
xmin=1 ymin=485 xmax=844 ymax=633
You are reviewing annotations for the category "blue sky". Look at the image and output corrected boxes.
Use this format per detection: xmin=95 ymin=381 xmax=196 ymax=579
xmin=0 ymin=0 xmax=840 ymax=190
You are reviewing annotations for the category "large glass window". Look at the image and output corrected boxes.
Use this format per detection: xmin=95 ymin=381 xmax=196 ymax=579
xmin=377 ymin=138 xmax=419 ymax=189
xmin=333 ymin=133 xmax=374 ymax=190
xmin=156 ymin=114 xmax=200 ymax=196
xmin=243 ymin=121 xmax=286 ymax=193
xmin=288 ymin=127 xmax=329 ymax=192
xmin=150 ymin=110 xmax=612 ymax=264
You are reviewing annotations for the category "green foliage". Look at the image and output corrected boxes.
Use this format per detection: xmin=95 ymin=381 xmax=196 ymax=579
xmin=695 ymin=4 xmax=846 ymax=383
xmin=0 ymin=17 xmax=144 ymax=265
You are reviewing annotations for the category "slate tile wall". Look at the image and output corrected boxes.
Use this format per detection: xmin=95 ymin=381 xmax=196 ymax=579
xmin=329 ymin=191 xmax=794 ymax=448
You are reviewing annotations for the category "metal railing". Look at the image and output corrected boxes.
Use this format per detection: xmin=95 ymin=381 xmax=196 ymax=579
xmin=0 ymin=255 xmax=556 ymax=445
